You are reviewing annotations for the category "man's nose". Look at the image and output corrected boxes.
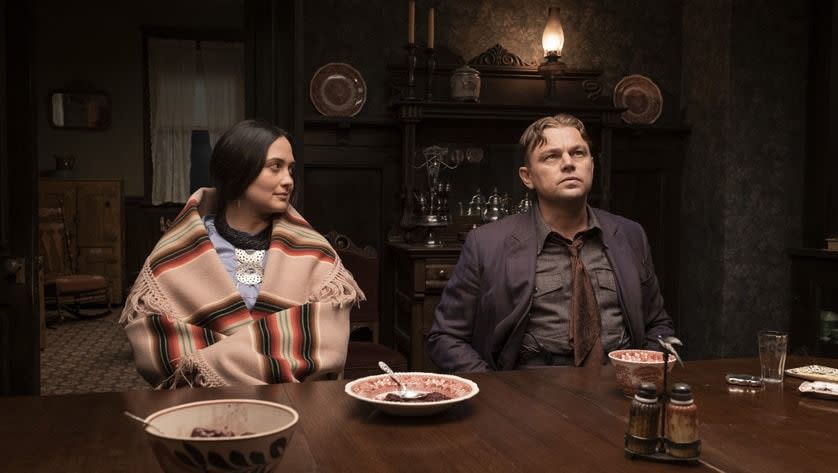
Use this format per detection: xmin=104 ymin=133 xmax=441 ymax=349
xmin=560 ymin=153 xmax=575 ymax=171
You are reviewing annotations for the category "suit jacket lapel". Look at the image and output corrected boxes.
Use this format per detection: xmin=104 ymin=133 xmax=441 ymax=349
xmin=597 ymin=209 xmax=642 ymax=347
xmin=495 ymin=215 xmax=537 ymax=369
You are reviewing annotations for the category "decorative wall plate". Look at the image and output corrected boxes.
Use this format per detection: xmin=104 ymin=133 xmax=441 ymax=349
xmin=613 ymin=74 xmax=663 ymax=125
xmin=309 ymin=62 xmax=367 ymax=117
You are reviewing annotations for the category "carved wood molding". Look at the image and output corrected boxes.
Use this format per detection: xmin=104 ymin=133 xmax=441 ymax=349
xmin=468 ymin=44 xmax=537 ymax=67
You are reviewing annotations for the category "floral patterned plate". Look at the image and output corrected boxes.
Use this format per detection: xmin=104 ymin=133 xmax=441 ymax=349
xmin=344 ymin=372 xmax=479 ymax=416
xmin=785 ymin=365 xmax=838 ymax=383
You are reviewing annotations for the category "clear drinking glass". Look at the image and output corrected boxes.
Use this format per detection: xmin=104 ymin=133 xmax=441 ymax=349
xmin=758 ymin=330 xmax=788 ymax=383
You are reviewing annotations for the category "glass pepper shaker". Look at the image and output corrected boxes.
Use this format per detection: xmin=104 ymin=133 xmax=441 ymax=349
xmin=665 ymin=382 xmax=701 ymax=458
xmin=625 ymin=381 xmax=661 ymax=455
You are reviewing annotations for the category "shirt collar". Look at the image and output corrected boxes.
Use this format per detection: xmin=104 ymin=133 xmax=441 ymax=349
xmin=533 ymin=202 xmax=602 ymax=255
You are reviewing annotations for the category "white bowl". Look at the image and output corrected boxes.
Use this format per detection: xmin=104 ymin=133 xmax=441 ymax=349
xmin=608 ymin=349 xmax=676 ymax=397
xmin=143 ymin=399 xmax=298 ymax=473
xmin=344 ymin=372 xmax=479 ymax=416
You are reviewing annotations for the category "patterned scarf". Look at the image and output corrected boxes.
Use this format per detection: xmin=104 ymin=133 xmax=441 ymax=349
xmin=120 ymin=188 xmax=363 ymax=388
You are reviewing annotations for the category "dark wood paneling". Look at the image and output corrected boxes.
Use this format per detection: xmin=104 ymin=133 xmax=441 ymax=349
xmin=804 ymin=0 xmax=838 ymax=247
xmin=303 ymin=121 xmax=400 ymax=345
xmin=1 ymin=0 xmax=39 ymax=395
xmin=123 ymin=198 xmax=181 ymax=292
xmin=304 ymin=168 xmax=382 ymax=246
xmin=612 ymin=127 xmax=688 ymax=330
xmin=245 ymin=0 xmax=304 ymax=206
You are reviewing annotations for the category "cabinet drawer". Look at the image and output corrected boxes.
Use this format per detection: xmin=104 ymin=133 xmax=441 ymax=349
xmin=425 ymin=263 xmax=455 ymax=289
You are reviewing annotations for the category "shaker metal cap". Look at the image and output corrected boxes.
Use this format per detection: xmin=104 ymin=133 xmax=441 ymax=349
xmin=635 ymin=382 xmax=658 ymax=402
xmin=670 ymin=382 xmax=694 ymax=402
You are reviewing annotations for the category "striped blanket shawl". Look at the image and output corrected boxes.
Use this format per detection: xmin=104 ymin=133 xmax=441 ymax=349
xmin=120 ymin=188 xmax=363 ymax=388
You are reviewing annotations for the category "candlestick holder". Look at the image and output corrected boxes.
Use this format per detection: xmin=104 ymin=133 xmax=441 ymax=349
xmin=405 ymin=43 xmax=418 ymax=100
xmin=425 ymin=48 xmax=436 ymax=100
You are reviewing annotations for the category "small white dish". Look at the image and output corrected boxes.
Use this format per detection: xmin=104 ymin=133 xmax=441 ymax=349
xmin=344 ymin=372 xmax=479 ymax=416
xmin=799 ymin=381 xmax=838 ymax=400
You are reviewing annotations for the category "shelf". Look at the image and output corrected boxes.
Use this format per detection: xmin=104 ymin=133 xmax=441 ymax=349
xmin=788 ymin=248 xmax=838 ymax=260
xmin=391 ymin=100 xmax=621 ymax=123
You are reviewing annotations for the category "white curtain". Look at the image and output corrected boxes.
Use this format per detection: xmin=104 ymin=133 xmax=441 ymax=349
xmin=149 ymin=39 xmax=197 ymax=204
xmin=201 ymin=41 xmax=245 ymax=147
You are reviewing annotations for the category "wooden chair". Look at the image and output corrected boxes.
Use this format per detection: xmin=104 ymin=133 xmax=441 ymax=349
xmin=39 ymin=205 xmax=111 ymax=322
xmin=325 ymin=231 xmax=407 ymax=379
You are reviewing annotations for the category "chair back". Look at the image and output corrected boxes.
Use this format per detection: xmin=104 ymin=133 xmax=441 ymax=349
xmin=325 ymin=231 xmax=379 ymax=338
xmin=38 ymin=205 xmax=75 ymax=278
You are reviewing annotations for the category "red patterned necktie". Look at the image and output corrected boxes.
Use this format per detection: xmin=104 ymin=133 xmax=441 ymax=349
xmin=568 ymin=238 xmax=603 ymax=367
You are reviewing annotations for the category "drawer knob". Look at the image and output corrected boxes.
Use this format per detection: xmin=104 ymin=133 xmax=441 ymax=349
xmin=438 ymin=269 xmax=447 ymax=279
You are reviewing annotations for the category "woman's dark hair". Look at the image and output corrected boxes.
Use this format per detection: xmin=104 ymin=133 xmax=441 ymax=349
xmin=209 ymin=119 xmax=293 ymax=210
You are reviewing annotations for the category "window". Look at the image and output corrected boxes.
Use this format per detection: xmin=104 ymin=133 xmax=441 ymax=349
xmin=146 ymin=36 xmax=244 ymax=204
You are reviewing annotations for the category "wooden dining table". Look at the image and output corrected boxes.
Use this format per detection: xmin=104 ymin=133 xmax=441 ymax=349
xmin=1 ymin=355 xmax=836 ymax=472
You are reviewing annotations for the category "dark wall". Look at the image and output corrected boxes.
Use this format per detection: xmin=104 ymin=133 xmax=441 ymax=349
xmin=304 ymin=0 xmax=684 ymax=122
xmin=680 ymin=0 xmax=808 ymax=358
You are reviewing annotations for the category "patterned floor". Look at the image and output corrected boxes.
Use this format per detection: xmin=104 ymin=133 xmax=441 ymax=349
xmin=40 ymin=307 xmax=151 ymax=396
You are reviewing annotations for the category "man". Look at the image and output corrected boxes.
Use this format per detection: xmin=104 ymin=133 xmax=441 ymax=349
xmin=426 ymin=114 xmax=674 ymax=373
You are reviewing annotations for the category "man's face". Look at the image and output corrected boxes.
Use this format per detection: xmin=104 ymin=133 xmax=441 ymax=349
xmin=518 ymin=126 xmax=594 ymax=205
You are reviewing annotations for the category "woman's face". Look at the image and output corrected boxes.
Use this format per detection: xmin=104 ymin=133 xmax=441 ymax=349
xmin=241 ymin=136 xmax=295 ymax=216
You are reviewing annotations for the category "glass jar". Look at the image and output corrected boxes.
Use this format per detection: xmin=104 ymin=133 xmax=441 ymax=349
xmin=450 ymin=65 xmax=481 ymax=102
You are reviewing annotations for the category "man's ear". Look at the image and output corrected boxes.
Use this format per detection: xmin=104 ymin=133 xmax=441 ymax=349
xmin=518 ymin=166 xmax=534 ymax=190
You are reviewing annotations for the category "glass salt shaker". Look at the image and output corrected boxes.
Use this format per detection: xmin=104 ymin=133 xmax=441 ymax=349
xmin=625 ymin=382 xmax=661 ymax=455
xmin=665 ymin=383 xmax=701 ymax=458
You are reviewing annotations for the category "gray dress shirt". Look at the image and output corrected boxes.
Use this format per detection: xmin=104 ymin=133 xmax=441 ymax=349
xmin=518 ymin=205 xmax=630 ymax=366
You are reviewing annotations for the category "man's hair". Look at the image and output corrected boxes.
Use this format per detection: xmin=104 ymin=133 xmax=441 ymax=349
xmin=518 ymin=113 xmax=592 ymax=166
xmin=209 ymin=119 xmax=294 ymax=211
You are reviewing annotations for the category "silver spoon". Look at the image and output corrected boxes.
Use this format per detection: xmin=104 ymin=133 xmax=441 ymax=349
xmin=124 ymin=410 xmax=165 ymax=434
xmin=378 ymin=361 xmax=427 ymax=400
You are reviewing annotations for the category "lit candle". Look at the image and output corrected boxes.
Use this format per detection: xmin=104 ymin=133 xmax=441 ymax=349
xmin=408 ymin=0 xmax=415 ymax=44
xmin=427 ymin=7 xmax=435 ymax=49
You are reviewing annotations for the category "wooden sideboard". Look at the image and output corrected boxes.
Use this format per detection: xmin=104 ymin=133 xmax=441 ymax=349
xmin=788 ymin=248 xmax=838 ymax=357
xmin=39 ymin=178 xmax=125 ymax=302
xmin=389 ymin=242 xmax=461 ymax=371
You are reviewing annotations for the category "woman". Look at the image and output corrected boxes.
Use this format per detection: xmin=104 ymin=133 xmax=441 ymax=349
xmin=120 ymin=120 xmax=362 ymax=388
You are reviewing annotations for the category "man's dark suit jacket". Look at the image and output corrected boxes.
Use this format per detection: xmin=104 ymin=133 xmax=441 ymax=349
xmin=425 ymin=207 xmax=675 ymax=373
